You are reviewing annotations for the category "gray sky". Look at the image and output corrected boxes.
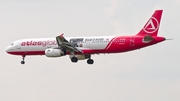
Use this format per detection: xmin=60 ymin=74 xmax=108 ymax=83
xmin=1 ymin=0 xmax=180 ymax=101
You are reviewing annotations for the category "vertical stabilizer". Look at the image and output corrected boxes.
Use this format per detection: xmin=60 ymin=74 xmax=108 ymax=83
xmin=137 ymin=10 xmax=163 ymax=36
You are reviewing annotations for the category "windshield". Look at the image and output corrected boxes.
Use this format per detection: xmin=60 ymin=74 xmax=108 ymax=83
xmin=10 ymin=43 xmax=14 ymax=46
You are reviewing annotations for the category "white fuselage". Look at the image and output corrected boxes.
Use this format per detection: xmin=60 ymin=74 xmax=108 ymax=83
xmin=6 ymin=36 xmax=118 ymax=55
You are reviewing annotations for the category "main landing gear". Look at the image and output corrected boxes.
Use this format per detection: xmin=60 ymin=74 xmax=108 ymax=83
xmin=70 ymin=51 xmax=78 ymax=63
xmin=70 ymin=51 xmax=94 ymax=64
xmin=71 ymin=57 xmax=78 ymax=63
xmin=87 ymin=58 xmax=94 ymax=64
xmin=71 ymin=57 xmax=94 ymax=64
xmin=21 ymin=55 xmax=25 ymax=64
xmin=87 ymin=55 xmax=94 ymax=65
xmin=70 ymin=54 xmax=94 ymax=64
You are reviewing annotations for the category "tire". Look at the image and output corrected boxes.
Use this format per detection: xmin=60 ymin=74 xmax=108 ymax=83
xmin=71 ymin=57 xmax=78 ymax=63
xmin=21 ymin=61 xmax=25 ymax=64
xmin=87 ymin=59 xmax=94 ymax=64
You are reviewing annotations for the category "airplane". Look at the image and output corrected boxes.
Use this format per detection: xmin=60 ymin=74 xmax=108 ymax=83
xmin=6 ymin=10 xmax=166 ymax=65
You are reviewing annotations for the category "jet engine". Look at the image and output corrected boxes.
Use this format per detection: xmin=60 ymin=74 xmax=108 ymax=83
xmin=45 ymin=48 xmax=65 ymax=57
xmin=69 ymin=55 xmax=90 ymax=60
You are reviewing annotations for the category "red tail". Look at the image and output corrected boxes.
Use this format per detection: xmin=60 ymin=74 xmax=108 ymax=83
xmin=137 ymin=10 xmax=163 ymax=36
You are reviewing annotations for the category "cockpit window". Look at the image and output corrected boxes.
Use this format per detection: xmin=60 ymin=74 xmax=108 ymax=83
xmin=10 ymin=43 xmax=14 ymax=46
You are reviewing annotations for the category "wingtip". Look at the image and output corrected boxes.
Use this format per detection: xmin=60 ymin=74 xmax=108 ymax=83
xmin=60 ymin=33 xmax=64 ymax=37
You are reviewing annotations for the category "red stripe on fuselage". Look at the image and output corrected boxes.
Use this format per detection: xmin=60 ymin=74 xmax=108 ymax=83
xmin=7 ymin=48 xmax=129 ymax=56
xmin=104 ymin=36 xmax=119 ymax=50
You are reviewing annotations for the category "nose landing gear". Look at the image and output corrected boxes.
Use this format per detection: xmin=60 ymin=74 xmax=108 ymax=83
xmin=21 ymin=55 xmax=25 ymax=64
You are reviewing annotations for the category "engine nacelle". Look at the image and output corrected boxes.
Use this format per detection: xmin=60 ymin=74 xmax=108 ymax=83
xmin=45 ymin=48 xmax=65 ymax=57
xmin=69 ymin=55 xmax=90 ymax=60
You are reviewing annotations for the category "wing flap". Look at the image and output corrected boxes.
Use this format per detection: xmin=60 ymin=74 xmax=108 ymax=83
xmin=56 ymin=33 xmax=83 ymax=53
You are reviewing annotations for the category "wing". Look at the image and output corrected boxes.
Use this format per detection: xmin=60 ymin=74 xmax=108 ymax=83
xmin=56 ymin=33 xmax=83 ymax=53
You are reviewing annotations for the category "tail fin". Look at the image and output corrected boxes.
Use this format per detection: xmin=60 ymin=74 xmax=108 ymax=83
xmin=137 ymin=10 xmax=163 ymax=36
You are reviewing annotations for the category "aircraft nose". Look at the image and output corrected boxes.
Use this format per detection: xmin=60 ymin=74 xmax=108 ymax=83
xmin=5 ymin=47 xmax=10 ymax=53
xmin=5 ymin=46 xmax=13 ymax=53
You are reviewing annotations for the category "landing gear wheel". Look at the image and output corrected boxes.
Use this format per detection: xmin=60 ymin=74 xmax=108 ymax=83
xmin=87 ymin=59 xmax=94 ymax=64
xmin=71 ymin=57 xmax=78 ymax=63
xmin=21 ymin=55 xmax=26 ymax=65
xmin=21 ymin=61 xmax=25 ymax=64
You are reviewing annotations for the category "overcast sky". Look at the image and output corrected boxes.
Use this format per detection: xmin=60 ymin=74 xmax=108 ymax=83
xmin=0 ymin=0 xmax=180 ymax=101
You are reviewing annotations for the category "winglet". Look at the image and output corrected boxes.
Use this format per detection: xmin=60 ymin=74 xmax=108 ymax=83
xmin=60 ymin=33 xmax=64 ymax=38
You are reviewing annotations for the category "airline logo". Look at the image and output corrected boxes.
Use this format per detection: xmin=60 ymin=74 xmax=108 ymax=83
xmin=21 ymin=40 xmax=57 ymax=47
xmin=143 ymin=17 xmax=159 ymax=34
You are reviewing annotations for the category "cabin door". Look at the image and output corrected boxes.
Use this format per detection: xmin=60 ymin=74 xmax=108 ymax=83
xmin=130 ymin=37 xmax=135 ymax=46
